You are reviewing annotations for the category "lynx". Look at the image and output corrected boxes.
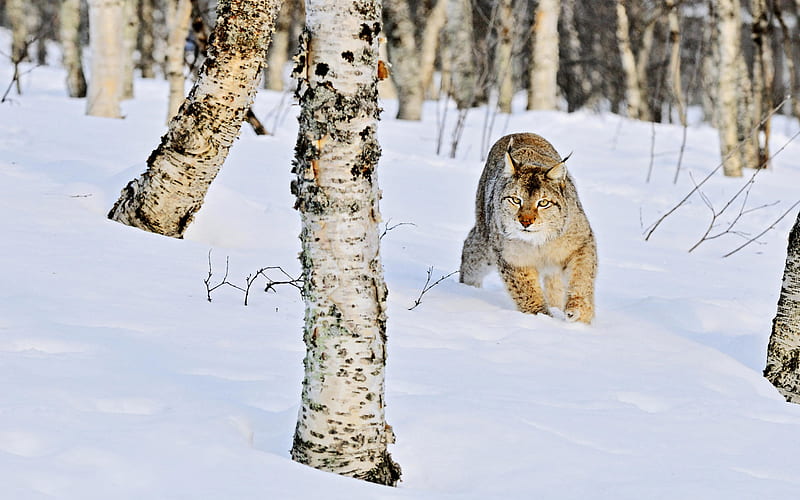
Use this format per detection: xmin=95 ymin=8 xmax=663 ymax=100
xmin=460 ymin=133 xmax=597 ymax=323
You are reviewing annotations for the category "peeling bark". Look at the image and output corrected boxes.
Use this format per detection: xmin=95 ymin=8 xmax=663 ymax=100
xmin=290 ymin=0 xmax=400 ymax=485
xmin=60 ymin=0 xmax=87 ymax=98
xmin=108 ymin=0 xmax=281 ymax=237
xmin=765 ymin=213 xmax=800 ymax=403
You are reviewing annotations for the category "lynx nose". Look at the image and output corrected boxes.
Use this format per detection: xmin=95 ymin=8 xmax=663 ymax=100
xmin=519 ymin=216 xmax=535 ymax=228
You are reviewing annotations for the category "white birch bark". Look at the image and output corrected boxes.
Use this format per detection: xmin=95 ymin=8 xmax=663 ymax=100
xmin=615 ymin=0 xmax=647 ymax=120
xmin=60 ymin=0 xmax=88 ymax=98
xmin=495 ymin=0 xmax=514 ymax=114
xmin=419 ymin=0 xmax=447 ymax=97
xmin=108 ymin=0 xmax=281 ymax=237
xmin=121 ymin=0 xmax=139 ymax=99
xmin=86 ymin=0 xmax=125 ymax=118
xmin=7 ymin=0 xmax=29 ymax=64
xmin=264 ymin=0 xmax=293 ymax=90
xmin=289 ymin=0 xmax=401 ymax=485
xmin=527 ymin=0 xmax=560 ymax=111
xmin=716 ymin=0 xmax=748 ymax=176
xmin=444 ymin=0 xmax=478 ymax=109
xmin=165 ymin=0 xmax=193 ymax=122
xmin=765 ymin=213 xmax=800 ymax=403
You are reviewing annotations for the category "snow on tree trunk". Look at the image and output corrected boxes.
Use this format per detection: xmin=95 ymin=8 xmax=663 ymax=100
xmin=108 ymin=0 xmax=281 ymax=237
xmin=495 ymin=0 xmax=514 ymax=114
xmin=289 ymin=0 xmax=401 ymax=485
xmin=120 ymin=0 xmax=139 ymax=99
xmin=60 ymin=0 xmax=87 ymax=98
xmin=138 ymin=0 xmax=157 ymax=79
xmin=615 ymin=0 xmax=647 ymax=120
xmin=716 ymin=0 xmax=755 ymax=177
xmin=86 ymin=0 xmax=125 ymax=118
xmin=444 ymin=0 xmax=478 ymax=109
xmin=764 ymin=213 xmax=800 ymax=403
xmin=527 ymin=0 xmax=560 ymax=111
xmin=165 ymin=0 xmax=192 ymax=122
xmin=385 ymin=0 xmax=423 ymax=120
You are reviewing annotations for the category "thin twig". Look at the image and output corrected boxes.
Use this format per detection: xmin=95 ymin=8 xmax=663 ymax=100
xmin=408 ymin=267 xmax=458 ymax=310
xmin=380 ymin=219 xmax=416 ymax=239
xmin=723 ymin=199 xmax=800 ymax=258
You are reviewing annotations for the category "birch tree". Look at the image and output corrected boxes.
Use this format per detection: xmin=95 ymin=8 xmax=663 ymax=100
xmin=615 ymin=0 xmax=648 ymax=120
xmin=444 ymin=0 xmax=478 ymax=109
xmin=165 ymin=0 xmax=193 ymax=122
xmin=86 ymin=0 xmax=125 ymax=118
xmin=383 ymin=0 xmax=447 ymax=119
xmin=60 ymin=0 xmax=87 ymax=98
xmin=289 ymin=0 xmax=401 ymax=485
xmin=764 ymin=213 xmax=800 ymax=403
xmin=108 ymin=0 xmax=281 ymax=237
xmin=715 ymin=0 xmax=757 ymax=177
xmin=120 ymin=0 xmax=140 ymax=99
xmin=138 ymin=0 xmax=157 ymax=79
xmin=527 ymin=0 xmax=560 ymax=111
xmin=495 ymin=0 xmax=515 ymax=113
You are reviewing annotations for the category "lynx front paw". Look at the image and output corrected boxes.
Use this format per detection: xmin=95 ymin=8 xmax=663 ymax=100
xmin=564 ymin=297 xmax=594 ymax=324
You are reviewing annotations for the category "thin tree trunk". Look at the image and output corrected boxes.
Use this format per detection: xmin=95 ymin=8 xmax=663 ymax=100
xmin=120 ymin=0 xmax=139 ymax=99
xmin=60 ymin=0 xmax=88 ymax=98
xmin=385 ymin=0 xmax=423 ymax=119
xmin=615 ymin=0 xmax=647 ymax=120
xmin=528 ymin=0 xmax=560 ymax=110
xmin=751 ymin=0 xmax=773 ymax=168
xmin=138 ymin=0 xmax=157 ymax=78
xmin=419 ymin=0 xmax=447 ymax=97
xmin=561 ymin=0 xmax=591 ymax=111
xmin=165 ymin=0 xmax=193 ymax=122
xmin=764 ymin=213 xmax=800 ymax=403
xmin=495 ymin=0 xmax=514 ymax=113
xmin=666 ymin=0 xmax=686 ymax=126
xmin=8 ymin=0 xmax=29 ymax=65
xmin=716 ymin=0 xmax=752 ymax=176
xmin=264 ymin=0 xmax=292 ymax=90
xmin=108 ymin=0 xmax=281 ymax=237
xmin=86 ymin=0 xmax=125 ymax=118
xmin=775 ymin=0 xmax=800 ymax=120
xmin=290 ymin=0 xmax=401 ymax=485
xmin=444 ymin=0 xmax=477 ymax=109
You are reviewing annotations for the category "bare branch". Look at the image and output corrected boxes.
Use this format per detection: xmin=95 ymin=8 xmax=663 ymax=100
xmin=408 ymin=267 xmax=458 ymax=310
xmin=723 ymin=200 xmax=800 ymax=258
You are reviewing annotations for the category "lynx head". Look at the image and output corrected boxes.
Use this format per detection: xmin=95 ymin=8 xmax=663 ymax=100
xmin=495 ymin=138 xmax=572 ymax=245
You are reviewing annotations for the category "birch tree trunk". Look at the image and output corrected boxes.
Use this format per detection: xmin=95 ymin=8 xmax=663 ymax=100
xmin=716 ymin=0 xmax=753 ymax=177
xmin=60 ymin=0 xmax=88 ymax=98
xmin=419 ymin=0 xmax=447 ymax=97
xmin=121 ymin=0 xmax=140 ymax=99
xmin=615 ymin=0 xmax=648 ymax=120
xmin=108 ymin=0 xmax=281 ymax=237
xmin=385 ymin=0 xmax=423 ymax=119
xmin=527 ymin=0 xmax=560 ymax=111
xmin=561 ymin=0 xmax=592 ymax=112
xmin=138 ymin=0 xmax=157 ymax=78
xmin=7 ymin=0 xmax=29 ymax=65
xmin=495 ymin=0 xmax=514 ymax=114
xmin=264 ymin=0 xmax=293 ymax=90
xmin=666 ymin=0 xmax=686 ymax=126
xmin=444 ymin=0 xmax=478 ymax=109
xmin=764 ymin=213 xmax=800 ymax=403
xmin=165 ymin=0 xmax=193 ymax=122
xmin=86 ymin=0 xmax=125 ymax=118
xmin=289 ymin=0 xmax=401 ymax=485
xmin=751 ymin=0 xmax=773 ymax=167
xmin=774 ymin=0 xmax=800 ymax=120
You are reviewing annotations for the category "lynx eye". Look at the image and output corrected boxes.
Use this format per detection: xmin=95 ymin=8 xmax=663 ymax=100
xmin=537 ymin=199 xmax=552 ymax=208
xmin=505 ymin=196 xmax=523 ymax=207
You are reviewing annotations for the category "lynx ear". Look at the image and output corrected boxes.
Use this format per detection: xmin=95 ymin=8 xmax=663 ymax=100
xmin=546 ymin=152 xmax=572 ymax=181
xmin=504 ymin=138 xmax=518 ymax=175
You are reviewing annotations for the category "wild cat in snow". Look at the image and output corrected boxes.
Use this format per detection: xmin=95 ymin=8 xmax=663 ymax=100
xmin=459 ymin=133 xmax=597 ymax=323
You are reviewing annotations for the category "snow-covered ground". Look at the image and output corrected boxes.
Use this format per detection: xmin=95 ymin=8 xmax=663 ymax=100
xmin=2 ymin=51 xmax=800 ymax=499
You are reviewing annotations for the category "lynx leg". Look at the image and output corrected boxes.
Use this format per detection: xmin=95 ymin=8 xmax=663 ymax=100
xmin=543 ymin=272 xmax=566 ymax=310
xmin=498 ymin=261 xmax=549 ymax=315
xmin=563 ymin=245 xmax=597 ymax=323
xmin=460 ymin=227 xmax=493 ymax=287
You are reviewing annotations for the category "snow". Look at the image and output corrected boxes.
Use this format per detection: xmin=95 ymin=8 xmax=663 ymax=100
xmin=3 ymin=48 xmax=800 ymax=499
